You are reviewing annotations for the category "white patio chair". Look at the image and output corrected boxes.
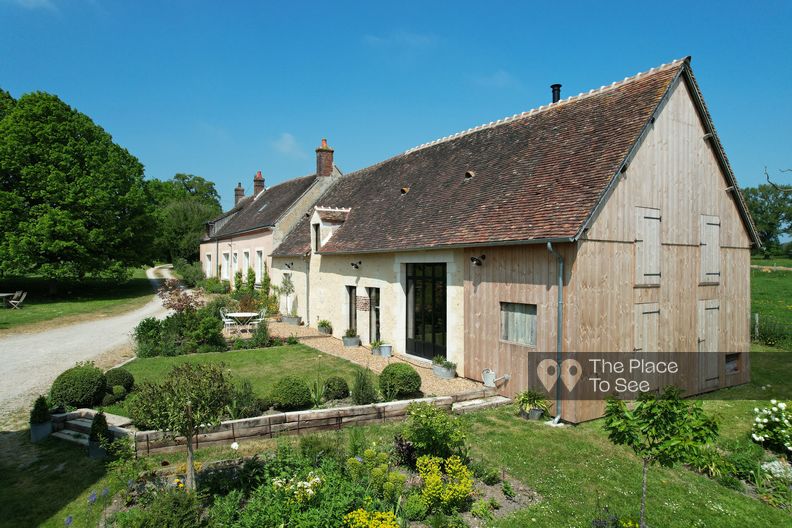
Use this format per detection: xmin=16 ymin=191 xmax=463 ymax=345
xmin=249 ymin=309 xmax=266 ymax=331
xmin=9 ymin=291 xmax=26 ymax=309
xmin=220 ymin=308 xmax=237 ymax=333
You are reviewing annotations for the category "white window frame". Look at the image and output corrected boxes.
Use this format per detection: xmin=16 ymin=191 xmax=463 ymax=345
xmin=221 ymin=252 xmax=230 ymax=280
xmin=255 ymin=249 xmax=264 ymax=284
xmin=205 ymin=253 xmax=212 ymax=277
xmin=242 ymin=250 xmax=250 ymax=275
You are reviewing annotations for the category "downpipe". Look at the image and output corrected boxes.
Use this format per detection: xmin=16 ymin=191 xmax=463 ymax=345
xmin=547 ymin=242 xmax=564 ymax=424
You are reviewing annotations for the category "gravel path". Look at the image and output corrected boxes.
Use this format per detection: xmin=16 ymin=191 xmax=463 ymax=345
xmin=0 ymin=266 xmax=172 ymax=420
xmin=269 ymin=321 xmax=482 ymax=397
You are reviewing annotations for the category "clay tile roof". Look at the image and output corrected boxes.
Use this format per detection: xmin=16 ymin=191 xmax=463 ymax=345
xmin=206 ymin=174 xmax=317 ymax=240
xmin=273 ymin=59 xmax=692 ymax=256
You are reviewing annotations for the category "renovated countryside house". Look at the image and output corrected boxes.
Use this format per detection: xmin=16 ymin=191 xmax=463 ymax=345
xmin=270 ymin=57 xmax=760 ymax=422
xmin=199 ymin=140 xmax=341 ymax=301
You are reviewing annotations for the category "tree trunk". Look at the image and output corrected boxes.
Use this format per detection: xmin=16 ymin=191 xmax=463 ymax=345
xmin=640 ymin=458 xmax=649 ymax=528
xmin=186 ymin=432 xmax=196 ymax=491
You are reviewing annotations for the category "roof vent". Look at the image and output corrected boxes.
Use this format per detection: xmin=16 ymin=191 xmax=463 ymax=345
xmin=551 ymin=83 xmax=562 ymax=103
xmin=400 ymin=187 xmax=410 ymax=195
xmin=464 ymin=170 xmax=475 ymax=181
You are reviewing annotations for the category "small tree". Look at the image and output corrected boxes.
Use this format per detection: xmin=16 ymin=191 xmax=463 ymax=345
xmin=128 ymin=363 xmax=233 ymax=490
xmin=280 ymin=274 xmax=295 ymax=315
xmin=246 ymin=267 xmax=256 ymax=293
xmin=603 ymin=386 xmax=718 ymax=528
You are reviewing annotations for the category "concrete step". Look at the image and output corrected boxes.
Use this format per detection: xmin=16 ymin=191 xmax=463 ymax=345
xmin=51 ymin=430 xmax=89 ymax=447
xmin=452 ymin=395 xmax=511 ymax=414
xmin=64 ymin=418 xmax=129 ymax=438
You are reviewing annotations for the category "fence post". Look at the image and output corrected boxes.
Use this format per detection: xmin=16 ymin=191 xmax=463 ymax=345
xmin=754 ymin=313 xmax=759 ymax=339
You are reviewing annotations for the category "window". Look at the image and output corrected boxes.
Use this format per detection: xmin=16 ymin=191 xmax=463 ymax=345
xmin=221 ymin=253 xmax=230 ymax=280
xmin=256 ymin=250 xmax=263 ymax=284
xmin=205 ymin=254 xmax=212 ymax=277
xmin=633 ymin=303 xmax=660 ymax=352
xmin=368 ymin=287 xmax=380 ymax=343
xmin=313 ymin=224 xmax=321 ymax=252
xmin=242 ymin=251 xmax=250 ymax=274
xmin=500 ymin=302 xmax=537 ymax=347
xmin=347 ymin=286 xmax=357 ymax=332
xmin=726 ymin=353 xmax=741 ymax=374
xmin=635 ymin=207 xmax=661 ymax=286
xmin=700 ymin=215 xmax=720 ymax=283
xmin=232 ymin=252 xmax=238 ymax=270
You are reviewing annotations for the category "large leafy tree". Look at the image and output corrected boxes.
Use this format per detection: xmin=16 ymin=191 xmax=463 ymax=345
xmin=147 ymin=173 xmax=221 ymax=262
xmin=743 ymin=184 xmax=792 ymax=253
xmin=0 ymin=90 xmax=154 ymax=281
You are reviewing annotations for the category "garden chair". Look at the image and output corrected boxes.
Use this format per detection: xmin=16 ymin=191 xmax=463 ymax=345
xmin=249 ymin=309 xmax=266 ymax=331
xmin=9 ymin=291 xmax=26 ymax=309
xmin=220 ymin=308 xmax=237 ymax=334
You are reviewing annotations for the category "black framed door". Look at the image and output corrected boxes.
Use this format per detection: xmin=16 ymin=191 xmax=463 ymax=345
xmin=347 ymin=286 xmax=357 ymax=332
xmin=368 ymin=287 xmax=380 ymax=343
xmin=406 ymin=263 xmax=446 ymax=360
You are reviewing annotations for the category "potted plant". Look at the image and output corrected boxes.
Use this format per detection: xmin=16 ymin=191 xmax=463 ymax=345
xmin=515 ymin=390 xmax=551 ymax=420
xmin=88 ymin=411 xmax=113 ymax=460
xmin=371 ymin=340 xmax=392 ymax=358
xmin=318 ymin=319 xmax=333 ymax=335
xmin=279 ymin=275 xmax=301 ymax=325
xmin=432 ymin=356 xmax=457 ymax=379
xmin=29 ymin=395 xmax=52 ymax=443
xmin=342 ymin=328 xmax=360 ymax=347
xmin=282 ymin=306 xmax=302 ymax=326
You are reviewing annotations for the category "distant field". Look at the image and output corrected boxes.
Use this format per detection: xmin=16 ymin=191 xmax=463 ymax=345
xmin=0 ymin=268 xmax=154 ymax=332
xmin=751 ymin=256 xmax=792 ymax=268
xmin=751 ymin=267 xmax=792 ymax=324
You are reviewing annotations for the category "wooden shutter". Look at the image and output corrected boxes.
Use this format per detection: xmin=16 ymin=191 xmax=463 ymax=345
xmin=697 ymin=299 xmax=720 ymax=389
xmin=635 ymin=207 xmax=661 ymax=286
xmin=700 ymin=215 xmax=721 ymax=283
xmin=633 ymin=303 xmax=660 ymax=352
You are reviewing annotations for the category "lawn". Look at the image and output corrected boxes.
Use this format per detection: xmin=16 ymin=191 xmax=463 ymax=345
xmin=0 ymin=267 xmax=155 ymax=333
xmin=102 ymin=344 xmax=373 ymax=417
xmin=750 ymin=268 xmax=792 ymax=333
xmin=752 ymin=256 xmax=792 ymax=269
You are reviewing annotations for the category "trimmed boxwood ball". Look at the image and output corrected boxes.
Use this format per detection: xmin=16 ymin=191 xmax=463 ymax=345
xmin=323 ymin=376 xmax=350 ymax=400
xmin=271 ymin=376 xmax=312 ymax=411
xmin=50 ymin=363 xmax=107 ymax=408
xmin=105 ymin=368 xmax=135 ymax=392
xmin=379 ymin=363 xmax=421 ymax=399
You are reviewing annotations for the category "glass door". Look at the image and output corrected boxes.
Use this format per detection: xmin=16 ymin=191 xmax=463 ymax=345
xmin=368 ymin=287 xmax=380 ymax=343
xmin=406 ymin=263 xmax=446 ymax=360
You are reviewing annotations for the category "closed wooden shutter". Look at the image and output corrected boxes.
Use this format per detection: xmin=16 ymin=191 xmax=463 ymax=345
xmin=700 ymin=215 xmax=721 ymax=283
xmin=633 ymin=303 xmax=660 ymax=352
xmin=698 ymin=299 xmax=720 ymax=389
xmin=635 ymin=207 xmax=661 ymax=286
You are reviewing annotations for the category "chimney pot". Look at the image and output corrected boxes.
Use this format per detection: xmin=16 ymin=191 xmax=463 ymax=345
xmin=234 ymin=182 xmax=245 ymax=205
xmin=551 ymin=83 xmax=562 ymax=103
xmin=253 ymin=170 xmax=265 ymax=195
xmin=315 ymin=138 xmax=334 ymax=177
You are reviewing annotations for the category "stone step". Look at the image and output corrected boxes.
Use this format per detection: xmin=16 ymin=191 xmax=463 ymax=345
xmin=452 ymin=387 xmax=499 ymax=403
xmin=51 ymin=430 xmax=89 ymax=447
xmin=64 ymin=418 xmax=129 ymax=438
xmin=452 ymin=395 xmax=511 ymax=414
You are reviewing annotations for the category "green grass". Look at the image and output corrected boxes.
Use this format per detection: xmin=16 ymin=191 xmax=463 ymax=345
xmin=752 ymin=257 xmax=792 ymax=269
xmin=0 ymin=268 xmax=155 ymax=332
xmin=751 ymin=268 xmax=792 ymax=324
xmin=102 ymin=344 xmax=374 ymax=416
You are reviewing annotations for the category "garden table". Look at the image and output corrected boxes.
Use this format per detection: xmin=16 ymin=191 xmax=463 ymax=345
xmin=0 ymin=293 xmax=14 ymax=308
xmin=226 ymin=311 xmax=259 ymax=331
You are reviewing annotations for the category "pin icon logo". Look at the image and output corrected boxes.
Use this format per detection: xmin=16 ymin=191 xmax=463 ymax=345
xmin=536 ymin=358 xmax=583 ymax=392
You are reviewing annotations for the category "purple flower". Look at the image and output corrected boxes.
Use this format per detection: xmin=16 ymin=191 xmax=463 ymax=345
xmin=355 ymin=456 xmax=363 ymax=462
xmin=65 ymin=516 xmax=73 ymax=526
xmin=101 ymin=487 xmax=109 ymax=497
xmin=88 ymin=491 xmax=97 ymax=505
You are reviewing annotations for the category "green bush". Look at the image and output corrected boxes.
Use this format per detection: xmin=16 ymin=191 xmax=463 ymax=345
xmin=106 ymin=368 xmax=135 ymax=392
xmin=133 ymin=317 xmax=163 ymax=357
xmin=89 ymin=411 xmax=112 ymax=443
xmin=404 ymin=402 xmax=467 ymax=459
xmin=112 ymin=486 xmax=204 ymax=528
xmin=225 ymin=380 xmax=267 ymax=419
xmin=30 ymin=395 xmax=50 ymax=424
xmin=197 ymin=277 xmax=230 ymax=294
xmin=470 ymin=460 xmax=501 ymax=485
xmin=50 ymin=363 xmax=107 ymax=408
xmin=173 ymin=258 xmax=205 ymax=288
xmin=722 ymin=439 xmax=766 ymax=480
xmin=323 ymin=376 xmax=350 ymax=400
xmin=299 ymin=433 xmax=346 ymax=464
xmin=271 ymin=376 xmax=312 ymax=411
xmin=379 ymin=363 xmax=421 ymax=400
xmin=351 ymin=369 xmax=378 ymax=405
xmin=402 ymin=492 xmax=429 ymax=521
xmin=134 ymin=305 xmax=226 ymax=357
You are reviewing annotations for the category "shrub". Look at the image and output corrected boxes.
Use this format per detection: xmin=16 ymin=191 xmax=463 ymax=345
xmin=173 ymin=258 xmax=205 ymax=288
xmin=50 ymin=363 xmax=107 ymax=408
xmin=751 ymin=399 xmax=792 ymax=454
xmin=432 ymin=355 xmax=456 ymax=371
xmin=404 ymin=402 xmax=466 ymax=459
xmin=299 ymin=433 xmax=346 ymax=465
xmin=687 ymin=445 xmax=733 ymax=478
xmin=417 ymin=455 xmax=474 ymax=514
xmin=515 ymin=389 xmax=551 ymax=414
xmin=318 ymin=319 xmax=332 ymax=331
xmin=90 ymin=411 xmax=112 ymax=443
xmin=722 ymin=439 xmax=766 ymax=480
xmin=471 ymin=498 xmax=498 ymax=522
xmin=393 ymin=433 xmax=418 ymax=467
xmin=346 ymin=448 xmax=407 ymax=507
xmin=470 ymin=460 xmax=501 ymax=485
xmin=112 ymin=486 xmax=203 ymax=528
xmin=133 ymin=317 xmax=163 ymax=357
xmin=379 ymin=363 xmax=421 ymax=400
xmin=324 ymin=376 xmax=350 ymax=400
xmin=402 ymin=492 xmax=429 ymax=521
xmin=106 ymin=368 xmax=135 ymax=392
xmin=197 ymin=277 xmax=230 ymax=294
xmin=501 ymin=480 xmax=515 ymax=499
xmin=425 ymin=512 xmax=468 ymax=528
xmin=271 ymin=376 xmax=312 ymax=411
xmin=351 ymin=369 xmax=378 ymax=405
xmin=344 ymin=509 xmax=399 ymax=528
xmin=234 ymin=271 xmax=244 ymax=292
xmin=30 ymin=395 xmax=50 ymax=423
xmin=344 ymin=328 xmax=359 ymax=338
xmin=249 ymin=320 xmax=270 ymax=348
xmin=101 ymin=392 xmax=118 ymax=406
xmin=225 ymin=380 xmax=265 ymax=419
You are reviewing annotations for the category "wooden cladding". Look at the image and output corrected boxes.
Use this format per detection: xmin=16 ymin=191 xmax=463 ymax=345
xmin=633 ymin=302 xmax=660 ymax=351
xmin=635 ymin=207 xmax=661 ymax=286
xmin=700 ymin=214 xmax=721 ymax=283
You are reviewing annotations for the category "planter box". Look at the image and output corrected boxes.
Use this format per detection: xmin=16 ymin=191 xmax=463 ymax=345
xmin=318 ymin=327 xmax=332 ymax=335
xmin=342 ymin=336 xmax=361 ymax=347
xmin=519 ymin=408 xmax=545 ymax=421
xmin=282 ymin=316 xmax=302 ymax=326
xmin=30 ymin=421 xmax=52 ymax=443
xmin=432 ymin=364 xmax=456 ymax=379
xmin=373 ymin=344 xmax=392 ymax=358
xmin=88 ymin=441 xmax=107 ymax=460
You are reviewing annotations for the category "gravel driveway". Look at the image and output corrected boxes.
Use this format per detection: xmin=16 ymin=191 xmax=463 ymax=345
xmin=0 ymin=266 xmax=172 ymax=420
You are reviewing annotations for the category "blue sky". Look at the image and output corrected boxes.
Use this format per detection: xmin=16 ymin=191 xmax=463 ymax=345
xmin=1 ymin=1 xmax=790 ymax=210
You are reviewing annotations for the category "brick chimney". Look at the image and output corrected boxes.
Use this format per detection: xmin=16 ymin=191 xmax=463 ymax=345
xmin=253 ymin=170 xmax=265 ymax=195
xmin=234 ymin=182 xmax=244 ymax=205
xmin=315 ymin=138 xmax=334 ymax=177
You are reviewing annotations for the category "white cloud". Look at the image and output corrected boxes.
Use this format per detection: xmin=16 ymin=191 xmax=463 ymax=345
xmin=472 ymin=70 xmax=518 ymax=89
xmin=271 ymin=132 xmax=306 ymax=159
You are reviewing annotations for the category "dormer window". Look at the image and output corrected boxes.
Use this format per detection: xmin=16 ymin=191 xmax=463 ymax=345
xmin=313 ymin=223 xmax=321 ymax=253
